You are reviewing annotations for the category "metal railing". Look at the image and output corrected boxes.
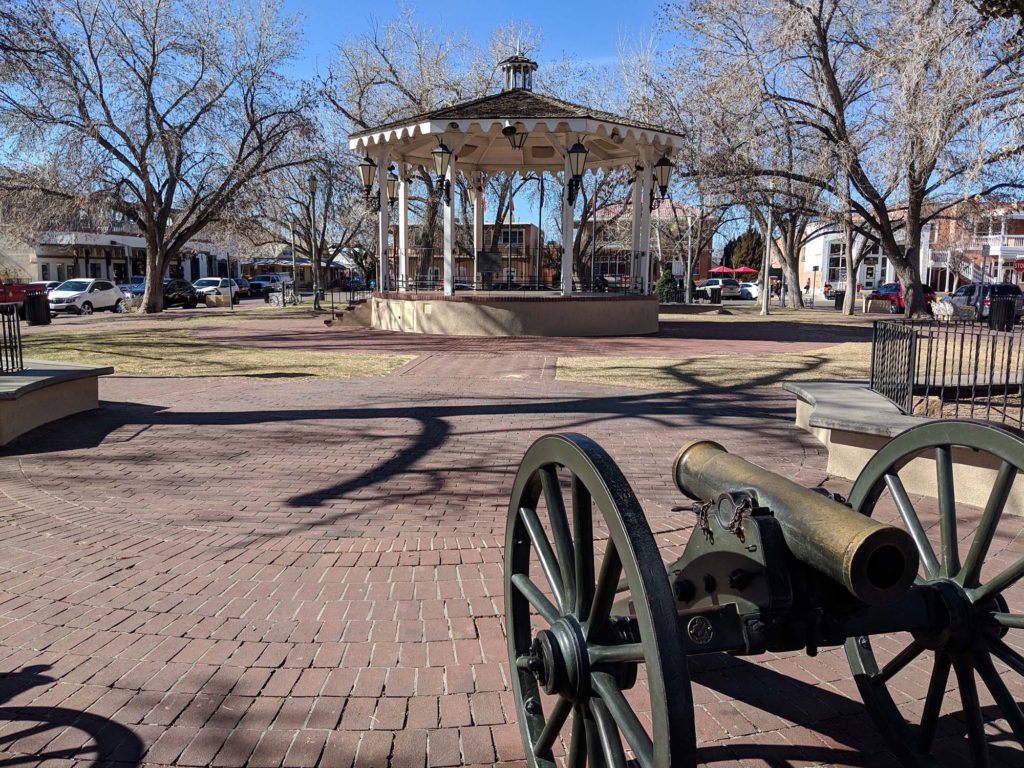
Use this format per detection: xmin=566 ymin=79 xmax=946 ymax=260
xmin=1 ymin=303 xmax=24 ymax=373
xmin=374 ymin=277 xmax=643 ymax=294
xmin=870 ymin=302 xmax=1024 ymax=427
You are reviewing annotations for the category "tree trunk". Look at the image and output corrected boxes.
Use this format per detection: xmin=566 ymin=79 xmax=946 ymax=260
xmin=141 ymin=236 xmax=165 ymax=313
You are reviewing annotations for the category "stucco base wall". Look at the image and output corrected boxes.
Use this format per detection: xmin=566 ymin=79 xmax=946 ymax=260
xmin=0 ymin=376 xmax=100 ymax=446
xmin=371 ymin=295 xmax=659 ymax=337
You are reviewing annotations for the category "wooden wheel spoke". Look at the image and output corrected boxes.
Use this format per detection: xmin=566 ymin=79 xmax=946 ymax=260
xmin=567 ymin=708 xmax=586 ymax=768
xmin=884 ymin=473 xmax=940 ymax=578
xmin=953 ymin=656 xmax=990 ymax=767
xmin=959 ymin=461 xmax=1016 ymax=587
xmin=540 ymin=466 xmax=577 ymax=612
xmin=533 ymin=695 xmax=572 ymax=757
xmin=589 ymin=643 xmax=645 ymax=665
xmin=589 ymin=697 xmax=628 ymax=768
xmin=973 ymin=651 xmax=1024 ymax=741
xmin=877 ymin=639 xmax=924 ymax=684
xmin=989 ymin=637 xmax=1024 ymax=676
xmin=936 ymin=446 xmax=960 ymax=576
xmin=919 ymin=653 xmax=951 ymax=753
xmin=592 ymin=672 xmax=654 ymax=768
xmin=587 ymin=541 xmax=622 ymax=637
xmin=971 ymin=554 xmax=1024 ymax=605
xmin=572 ymin=475 xmax=595 ymax=620
xmin=518 ymin=506 xmax=566 ymax=611
xmin=993 ymin=612 xmax=1024 ymax=630
xmin=510 ymin=573 xmax=560 ymax=625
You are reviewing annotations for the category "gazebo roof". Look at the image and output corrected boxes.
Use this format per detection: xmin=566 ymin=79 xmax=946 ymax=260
xmin=348 ymin=87 xmax=684 ymax=173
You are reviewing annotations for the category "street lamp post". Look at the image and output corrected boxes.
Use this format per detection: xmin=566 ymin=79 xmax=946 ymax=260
xmin=761 ymin=193 xmax=773 ymax=316
xmin=309 ymin=175 xmax=321 ymax=310
xmin=289 ymin=218 xmax=298 ymax=304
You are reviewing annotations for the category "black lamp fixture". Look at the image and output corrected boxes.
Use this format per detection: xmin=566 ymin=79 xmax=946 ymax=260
xmin=386 ymin=166 xmax=399 ymax=207
xmin=566 ymin=139 xmax=588 ymax=206
xmin=502 ymin=121 xmax=529 ymax=150
xmin=650 ymin=155 xmax=674 ymax=211
xmin=357 ymin=156 xmax=376 ymax=198
xmin=432 ymin=139 xmax=453 ymax=205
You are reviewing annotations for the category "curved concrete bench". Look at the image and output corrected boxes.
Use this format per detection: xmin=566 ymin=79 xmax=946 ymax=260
xmin=0 ymin=362 xmax=113 ymax=446
xmin=784 ymin=380 xmax=1019 ymax=511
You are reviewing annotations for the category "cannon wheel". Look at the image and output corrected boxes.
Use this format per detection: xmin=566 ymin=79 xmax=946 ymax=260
xmin=845 ymin=420 xmax=1024 ymax=766
xmin=505 ymin=433 xmax=695 ymax=768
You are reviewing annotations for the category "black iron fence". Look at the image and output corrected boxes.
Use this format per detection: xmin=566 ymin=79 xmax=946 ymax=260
xmin=1 ymin=303 xmax=24 ymax=373
xmin=374 ymin=277 xmax=643 ymax=294
xmin=870 ymin=303 xmax=1024 ymax=427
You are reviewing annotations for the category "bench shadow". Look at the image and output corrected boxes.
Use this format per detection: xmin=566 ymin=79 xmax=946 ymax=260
xmin=0 ymin=664 xmax=144 ymax=766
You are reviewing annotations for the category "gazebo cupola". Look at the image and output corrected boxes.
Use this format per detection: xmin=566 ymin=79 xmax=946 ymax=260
xmin=500 ymin=55 xmax=538 ymax=91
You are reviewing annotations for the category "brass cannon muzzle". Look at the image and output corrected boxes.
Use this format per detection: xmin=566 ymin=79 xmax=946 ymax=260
xmin=673 ymin=440 xmax=919 ymax=606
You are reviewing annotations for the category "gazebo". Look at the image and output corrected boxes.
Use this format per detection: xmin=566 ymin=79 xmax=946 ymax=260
xmin=347 ymin=55 xmax=685 ymax=336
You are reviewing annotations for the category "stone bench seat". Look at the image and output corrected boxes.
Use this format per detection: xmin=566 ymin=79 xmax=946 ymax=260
xmin=0 ymin=361 xmax=113 ymax=446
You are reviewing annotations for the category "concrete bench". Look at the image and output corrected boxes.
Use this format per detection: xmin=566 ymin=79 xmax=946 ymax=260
xmin=784 ymin=380 xmax=1020 ymax=512
xmin=0 ymin=361 xmax=113 ymax=446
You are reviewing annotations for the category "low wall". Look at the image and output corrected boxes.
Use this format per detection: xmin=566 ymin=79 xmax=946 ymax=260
xmin=786 ymin=380 xmax=1023 ymax=513
xmin=371 ymin=294 xmax=659 ymax=337
xmin=0 ymin=362 xmax=113 ymax=446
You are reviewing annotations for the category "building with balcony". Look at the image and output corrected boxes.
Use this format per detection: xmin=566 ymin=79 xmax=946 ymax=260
xmin=925 ymin=202 xmax=1024 ymax=289
xmin=0 ymin=209 xmax=233 ymax=285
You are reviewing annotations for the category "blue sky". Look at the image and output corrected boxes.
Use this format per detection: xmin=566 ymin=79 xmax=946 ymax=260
xmin=281 ymin=0 xmax=665 ymax=78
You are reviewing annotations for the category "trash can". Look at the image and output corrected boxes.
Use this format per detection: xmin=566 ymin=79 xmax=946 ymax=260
xmin=24 ymin=291 xmax=50 ymax=326
xmin=833 ymin=290 xmax=846 ymax=310
xmin=709 ymin=286 xmax=722 ymax=304
xmin=989 ymin=296 xmax=1015 ymax=331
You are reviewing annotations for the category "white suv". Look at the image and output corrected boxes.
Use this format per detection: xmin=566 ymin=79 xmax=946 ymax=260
xmin=698 ymin=278 xmax=743 ymax=299
xmin=49 ymin=278 xmax=127 ymax=315
xmin=193 ymin=277 xmax=239 ymax=302
xmin=249 ymin=274 xmax=289 ymax=296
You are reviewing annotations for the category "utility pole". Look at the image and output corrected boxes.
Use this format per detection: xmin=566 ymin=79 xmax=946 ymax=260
xmin=760 ymin=187 xmax=773 ymax=316
xmin=310 ymin=176 xmax=321 ymax=310
xmin=685 ymin=212 xmax=693 ymax=304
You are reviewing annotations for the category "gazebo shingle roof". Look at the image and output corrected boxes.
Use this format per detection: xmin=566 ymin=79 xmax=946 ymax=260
xmin=348 ymin=89 xmax=681 ymax=140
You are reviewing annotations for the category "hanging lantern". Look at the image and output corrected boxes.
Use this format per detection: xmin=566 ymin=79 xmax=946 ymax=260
xmin=653 ymin=155 xmax=674 ymax=197
xmin=503 ymin=122 xmax=529 ymax=150
xmin=567 ymin=140 xmax=588 ymax=180
xmin=432 ymin=141 xmax=453 ymax=181
xmin=386 ymin=166 xmax=399 ymax=206
xmin=356 ymin=158 xmax=376 ymax=197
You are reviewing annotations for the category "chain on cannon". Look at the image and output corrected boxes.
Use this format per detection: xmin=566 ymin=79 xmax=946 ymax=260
xmin=504 ymin=421 xmax=1024 ymax=767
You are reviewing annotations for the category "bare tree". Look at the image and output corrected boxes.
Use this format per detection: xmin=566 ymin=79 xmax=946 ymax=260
xmin=0 ymin=0 xmax=308 ymax=312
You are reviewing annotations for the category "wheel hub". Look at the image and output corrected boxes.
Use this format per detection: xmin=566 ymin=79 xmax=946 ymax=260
xmin=915 ymin=579 xmax=1002 ymax=652
xmin=525 ymin=617 xmax=590 ymax=701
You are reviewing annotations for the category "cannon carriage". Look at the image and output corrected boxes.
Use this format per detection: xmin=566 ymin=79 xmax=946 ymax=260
xmin=504 ymin=421 xmax=1024 ymax=767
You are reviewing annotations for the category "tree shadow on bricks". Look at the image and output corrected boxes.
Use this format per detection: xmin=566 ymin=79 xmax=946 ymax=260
xmin=0 ymin=664 xmax=144 ymax=767
xmin=688 ymin=654 xmax=1022 ymax=766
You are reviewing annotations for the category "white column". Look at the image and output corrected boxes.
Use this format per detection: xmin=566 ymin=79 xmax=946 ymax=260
xmin=443 ymin=155 xmax=456 ymax=296
xmin=630 ymin=165 xmax=642 ymax=290
xmin=638 ymin=154 xmax=653 ymax=293
xmin=561 ymin=150 xmax=574 ymax=296
xmin=398 ymin=163 xmax=409 ymax=291
xmin=377 ymin=150 xmax=390 ymax=291
xmin=473 ymin=173 xmax=485 ymax=286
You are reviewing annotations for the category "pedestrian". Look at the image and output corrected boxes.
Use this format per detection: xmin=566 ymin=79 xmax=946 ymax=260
xmin=803 ymin=278 xmax=811 ymax=296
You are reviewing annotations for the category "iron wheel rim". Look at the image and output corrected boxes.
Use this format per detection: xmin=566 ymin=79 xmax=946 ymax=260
xmin=845 ymin=420 xmax=1024 ymax=767
xmin=505 ymin=432 xmax=695 ymax=768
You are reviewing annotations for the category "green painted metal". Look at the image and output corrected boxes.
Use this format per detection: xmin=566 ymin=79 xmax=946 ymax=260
xmin=507 ymin=420 xmax=1024 ymax=767
xmin=504 ymin=432 xmax=695 ymax=768
xmin=845 ymin=420 xmax=1024 ymax=767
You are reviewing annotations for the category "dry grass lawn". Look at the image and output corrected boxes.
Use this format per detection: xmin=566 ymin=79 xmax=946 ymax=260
xmin=23 ymin=327 xmax=413 ymax=378
xmin=557 ymin=342 xmax=871 ymax=391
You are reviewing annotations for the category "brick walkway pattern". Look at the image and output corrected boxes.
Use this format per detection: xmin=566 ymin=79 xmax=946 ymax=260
xmin=0 ymin=319 xmax=1020 ymax=767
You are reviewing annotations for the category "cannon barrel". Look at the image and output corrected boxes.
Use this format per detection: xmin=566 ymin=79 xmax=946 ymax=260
xmin=673 ymin=440 xmax=919 ymax=605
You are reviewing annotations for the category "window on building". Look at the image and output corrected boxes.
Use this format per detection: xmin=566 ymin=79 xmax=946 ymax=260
xmin=498 ymin=230 xmax=524 ymax=245
xmin=827 ymin=242 xmax=846 ymax=285
xmin=41 ymin=264 xmax=50 ymax=280
xmin=89 ymin=262 xmax=102 ymax=278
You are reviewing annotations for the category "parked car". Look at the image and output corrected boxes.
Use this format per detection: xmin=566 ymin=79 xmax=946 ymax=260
xmin=193 ymin=277 xmax=239 ymax=302
xmin=739 ymin=281 xmax=760 ymax=300
xmin=234 ymin=277 xmax=251 ymax=297
xmin=943 ymin=282 xmax=1024 ymax=320
xmin=249 ymin=274 xmax=289 ymax=296
xmin=27 ymin=281 xmax=62 ymax=295
xmin=868 ymin=282 xmax=937 ymax=313
xmin=163 ymin=278 xmax=199 ymax=309
xmin=48 ymin=278 xmax=127 ymax=315
xmin=0 ymin=281 xmax=28 ymax=312
xmin=698 ymin=278 xmax=743 ymax=299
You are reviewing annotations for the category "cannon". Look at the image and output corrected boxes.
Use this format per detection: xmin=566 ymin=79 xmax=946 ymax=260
xmin=505 ymin=420 xmax=1024 ymax=767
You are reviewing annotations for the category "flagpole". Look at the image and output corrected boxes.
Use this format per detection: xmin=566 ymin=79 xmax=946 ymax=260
xmin=507 ymin=171 xmax=514 ymax=286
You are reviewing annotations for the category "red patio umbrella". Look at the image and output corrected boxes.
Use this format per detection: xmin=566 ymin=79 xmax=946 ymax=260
xmin=708 ymin=265 xmax=736 ymax=274
xmin=733 ymin=266 xmax=758 ymax=274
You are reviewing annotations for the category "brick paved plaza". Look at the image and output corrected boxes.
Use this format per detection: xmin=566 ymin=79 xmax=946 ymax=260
xmin=0 ymin=317 xmax=1021 ymax=767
